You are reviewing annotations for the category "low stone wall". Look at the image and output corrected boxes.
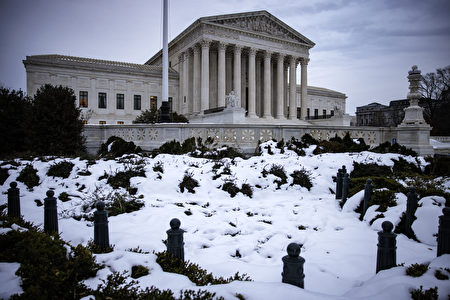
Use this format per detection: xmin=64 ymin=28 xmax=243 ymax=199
xmin=83 ymin=123 xmax=398 ymax=155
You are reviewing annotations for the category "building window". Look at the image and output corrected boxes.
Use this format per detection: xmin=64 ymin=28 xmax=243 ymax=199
xmin=99 ymin=121 xmax=106 ymax=125
xmin=117 ymin=121 xmax=124 ymax=125
xmin=168 ymin=97 xmax=173 ymax=113
xmin=307 ymin=108 xmax=310 ymax=118
xmin=150 ymin=96 xmax=157 ymax=110
xmin=330 ymin=110 xmax=334 ymax=117
xmin=134 ymin=95 xmax=141 ymax=110
xmin=82 ymin=120 xmax=88 ymax=125
xmin=98 ymin=93 xmax=107 ymax=109
xmin=116 ymin=94 xmax=124 ymax=109
xmin=314 ymin=109 xmax=318 ymax=119
xmin=323 ymin=109 xmax=326 ymax=118
xmin=183 ymin=96 xmax=186 ymax=103
xmin=79 ymin=91 xmax=88 ymax=108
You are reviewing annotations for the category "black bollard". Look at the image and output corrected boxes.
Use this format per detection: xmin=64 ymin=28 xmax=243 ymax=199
xmin=405 ymin=186 xmax=418 ymax=238
xmin=376 ymin=221 xmax=396 ymax=273
xmin=362 ymin=179 xmax=373 ymax=217
xmin=7 ymin=182 xmax=20 ymax=218
xmin=166 ymin=218 xmax=185 ymax=261
xmin=437 ymin=207 xmax=450 ymax=257
xmin=44 ymin=190 xmax=58 ymax=234
xmin=342 ymin=173 xmax=350 ymax=202
xmin=94 ymin=201 xmax=110 ymax=250
xmin=336 ymin=168 xmax=343 ymax=199
xmin=281 ymin=243 xmax=305 ymax=288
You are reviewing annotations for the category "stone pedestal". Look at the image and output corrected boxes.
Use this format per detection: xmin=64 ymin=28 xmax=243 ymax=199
xmin=396 ymin=66 xmax=434 ymax=156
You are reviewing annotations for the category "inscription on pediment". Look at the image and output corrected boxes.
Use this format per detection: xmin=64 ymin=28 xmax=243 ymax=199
xmin=211 ymin=16 xmax=307 ymax=44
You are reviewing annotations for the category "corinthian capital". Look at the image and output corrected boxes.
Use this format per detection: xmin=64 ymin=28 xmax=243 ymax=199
xmin=201 ymin=39 xmax=211 ymax=48
xmin=300 ymin=58 xmax=310 ymax=66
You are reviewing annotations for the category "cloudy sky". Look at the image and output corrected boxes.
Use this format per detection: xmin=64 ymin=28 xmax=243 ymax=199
xmin=1 ymin=0 xmax=449 ymax=114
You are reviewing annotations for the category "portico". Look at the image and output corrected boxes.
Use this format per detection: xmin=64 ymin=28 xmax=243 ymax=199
xmin=146 ymin=11 xmax=314 ymax=122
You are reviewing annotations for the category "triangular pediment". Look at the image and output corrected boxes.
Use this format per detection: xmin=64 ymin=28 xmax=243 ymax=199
xmin=203 ymin=11 xmax=314 ymax=47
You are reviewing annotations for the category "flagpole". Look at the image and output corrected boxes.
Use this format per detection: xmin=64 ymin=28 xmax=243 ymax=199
xmin=160 ymin=0 xmax=170 ymax=122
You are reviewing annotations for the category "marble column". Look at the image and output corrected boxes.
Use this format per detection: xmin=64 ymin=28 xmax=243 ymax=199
xmin=193 ymin=46 xmax=200 ymax=114
xmin=248 ymin=48 xmax=257 ymax=118
xmin=218 ymin=42 xmax=226 ymax=108
xmin=182 ymin=51 xmax=189 ymax=115
xmin=284 ymin=64 xmax=288 ymax=118
xmin=233 ymin=46 xmax=242 ymax=105
xmin=289 ymin=56 xmax=298 ymax=120
xmin=200 ymin=40 xmax=210 ymax=112
xmin=300 ymin=58 xmax=309 ymax=119
xmin=263 ymin=51 xmax=273 ymax=119
xmin=276 ymin=53 xmax=285 ymax=119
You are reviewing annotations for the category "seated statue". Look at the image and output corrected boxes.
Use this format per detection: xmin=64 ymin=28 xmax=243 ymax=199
xmin=225 ymin=91 xmax=240 ymax=108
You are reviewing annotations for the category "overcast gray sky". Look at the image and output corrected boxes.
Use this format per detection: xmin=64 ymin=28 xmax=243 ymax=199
xmin=1 ymin=0 xmax=449 ymax=114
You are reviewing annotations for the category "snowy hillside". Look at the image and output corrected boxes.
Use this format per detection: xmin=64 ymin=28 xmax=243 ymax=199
xmin=1 ymin=141 xmax=449 ymax=299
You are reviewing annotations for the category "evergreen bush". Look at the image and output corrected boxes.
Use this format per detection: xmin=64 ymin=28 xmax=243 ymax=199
xmin=0 ymin=167 xmax=9 ymax=185
xmin=0 ymin=88 xmax=32 ymax=156
xmin=98 ymin=136 xmax=142 ymax=158
xmin=16 ymin=164 xmax=40 ymax=189
xmin=29 ymin=84 xmax=85 ymax=155
xmin=131 ymin=265 xmax=150 ymax=279
xmin=350 ymin=162 xmax=393 ymax=178
xmin=222 ymin=181 xmax=240 ymax=197
xmin=410 ymin=286 xmax=438 ymax=300
xmin=290 ymin=169 xmax=313 ymax=190
xmin=179 ymin=173 xmax=199 ymax=193
xmin=47 ymin=161 xmax=74 ymax=178
xmin=406 ymin=263 xmax=429 ymax=277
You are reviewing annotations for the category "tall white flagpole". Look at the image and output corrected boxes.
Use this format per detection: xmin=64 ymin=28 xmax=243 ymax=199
xmin=160 ymin=0 xmax=170 ymax=122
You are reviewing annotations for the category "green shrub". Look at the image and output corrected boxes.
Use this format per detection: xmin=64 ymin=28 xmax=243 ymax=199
xmin=434 ymin=269 xmax=449 ymax=280
xmin=290 ymin=169 xmax=313 ymax=190
xmin=131 ymin=265 xmax=149 ymax=279
xmin=0 ymin=214 xmax=102 ymax=299
xmin=170 ymin=112 xmax=189 ymax=123
xmin=58 ymin=192 xmax=71 ymax=202
xmin=371 ymin=190 xmax=397 ymax=212
xmin=348 ymin=176 xmax=404 ymax=198
xmin=155 ymin=251 xmax=251 ymax=286
xmin=98 ymin=136 xmax=142 ymax=158
xmin=406 ymin=263 xmax=429 ymax=277
xmin=77 ymin=169 xmax=92 ymax=176
xmin=301 ymin=133 xmax=319 ymax=146
xmin=29 ymin=84 xmax=85 ymax=155
xmin=240 ymin=183 xmax=253 ymax=198
xmin=107 ymin=192 xmax=145 ymax=217
xmin=263 ymin=164 xmax=287 ymax=189
xmin=0 ymin=88 xmax=32 ymax=155
xmin=350 ymin=162 xmax=393 ymax=178
xmin=16 ymin=164 xmax=40 ymax=189
xmin=153 ymin=161 xmax=164 ymax=173
xmin=369 ymin=213 xmax=385 ymax=225
xmin=92 ymin=271 xmax=223 ymax=300
xmin=424 ymin=155 xmax=450 ymax=176
xmin=222 ymin=181 xmax=240 ymax=197
xmin=86 ymin=239 xmax=114 ymax=254
xmin=179 ymin=173 xmax=199 ymax=193
xmin=133 ymin=108 xmax=159 ymax=124
xmin=0 ymin=167 xmax=9 ymax=185
xmin=313 ymin=140 xmax=346 ymax=154
xmin=105 ymin=166 xmax=146 ymax=190
xmin=392 ymin=157 xmax=422 ymax=177
xmin=410 ymin=286 xmax=438 ymax=300
xmin=47 ymin=161 xmax=74 ymax=178
xmin=372 ymin=141 xmax=417 ymax=156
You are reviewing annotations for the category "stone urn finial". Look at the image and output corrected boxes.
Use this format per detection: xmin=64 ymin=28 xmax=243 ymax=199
xmin=401 ymin=65 xmax=426 ymax=125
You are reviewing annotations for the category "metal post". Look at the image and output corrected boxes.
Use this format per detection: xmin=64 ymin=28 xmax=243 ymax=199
xmin=94 ymin=201 xmax=110 ymax=250
xmin=160 ymin=0 xmax=171 ymax=122
xmin=376 ymin=221 xmax=396 ymax=273
xmin=437 ymin=207 xmax=450 ymax=257
xmin=166 ymin=218 xmax=185 ymax=261
xmin=363 ymin=179 xmax=373 ymax=216
xmin=405 ymin=186 xmax=418 ymax=237
xmin=7 ymin=182 xmax=20 ymax=218
xmin=44 ymin=190 xmax=58 ymax=234
xmin=342 ymin=173 xmax=350 ymax=202
xmin=336 ymin=168 xmax=343 ymax=199
xmin=281 ymin=243 xmax=305 ymax=288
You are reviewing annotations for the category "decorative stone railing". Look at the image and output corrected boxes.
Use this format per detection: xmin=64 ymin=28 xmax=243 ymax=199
xmin=83 ymin=123 xmax=398 ymax=154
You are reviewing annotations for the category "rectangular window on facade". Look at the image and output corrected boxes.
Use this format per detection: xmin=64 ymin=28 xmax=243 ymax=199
xmin=98 ymin=93 xmax=107 ymax=109
xmin=117 ymin=121 xmax=124 ymax=124
xmin=116 ymin=94 xmax=124 ymax=109
xmin=99 ymin=121 xmax=106 ymax=125
xmin=314 ymin=109 xmax=318 ymax=119
xmin=330 ymin=110 xmax=334 ymax=117
xmin=323 ymin=109 xmax=326 ymax=118
xmin=307 ymin=108 xmax=310 ymax=118
xmin=134 ymin=95 xmax=141 ymax=110
xmin=150 ymin=96 xmax=157 ymax=110
xmin=168 ymin=97 xmax=173 ymax=113
xmin=79 ymin=91 xmax=88 ymax=108
xmin=82 ymin=120 xmax=88 ymax=125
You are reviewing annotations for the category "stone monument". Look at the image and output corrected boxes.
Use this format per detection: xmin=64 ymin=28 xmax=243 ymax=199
xmin=397 ymin=66 xmax=434 ymax=156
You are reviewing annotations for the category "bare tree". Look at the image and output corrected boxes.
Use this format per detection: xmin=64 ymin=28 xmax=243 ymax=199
xmin=420 ymin=66 xmax=450 ymax=133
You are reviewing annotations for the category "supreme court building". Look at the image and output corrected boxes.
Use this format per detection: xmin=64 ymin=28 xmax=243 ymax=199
xmin=23 ymin=11 xmax=347 ymax=125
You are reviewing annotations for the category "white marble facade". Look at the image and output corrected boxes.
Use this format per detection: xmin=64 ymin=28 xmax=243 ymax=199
xmin=23 ymin=11 xmax=347 ymax=125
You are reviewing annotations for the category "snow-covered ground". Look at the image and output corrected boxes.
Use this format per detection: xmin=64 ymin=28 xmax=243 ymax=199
xmin=1 ymin=141 xmax=449 ymax=299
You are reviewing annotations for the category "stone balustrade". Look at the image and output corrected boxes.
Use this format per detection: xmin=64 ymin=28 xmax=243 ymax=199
xmin=83 ymin=123 xmax=399 ymax=154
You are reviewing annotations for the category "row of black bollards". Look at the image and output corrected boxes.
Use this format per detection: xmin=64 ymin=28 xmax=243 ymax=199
xmin=5 ymin=181 xmax=450 ymax=289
